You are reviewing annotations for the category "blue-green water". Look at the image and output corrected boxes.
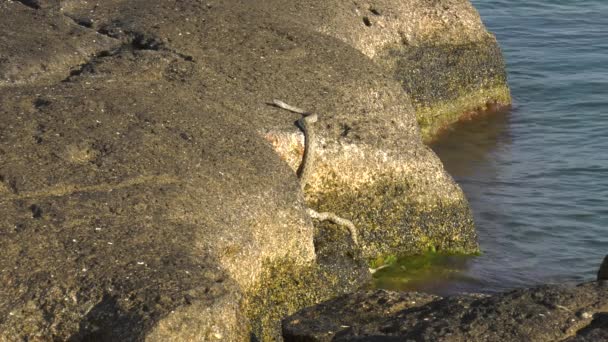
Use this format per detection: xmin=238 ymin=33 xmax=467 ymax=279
xmin=376 ymin=0 xmax=607 ymax=295
xmin=431 ymin=0 xmax=608 ymax=293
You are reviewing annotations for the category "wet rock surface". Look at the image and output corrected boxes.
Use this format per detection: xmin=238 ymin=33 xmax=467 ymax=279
xmin=283 ymin=282 xmax=608 ymax=342
xmin=1 ymin=0 xmax=509 ymax=339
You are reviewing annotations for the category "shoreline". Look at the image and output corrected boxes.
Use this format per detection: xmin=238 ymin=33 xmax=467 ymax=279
xmin=284 ymin=269 xmax=608 ymax=341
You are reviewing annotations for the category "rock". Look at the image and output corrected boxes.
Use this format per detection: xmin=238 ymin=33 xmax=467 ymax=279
xmin=282 ymin=290 xmax=439 ymax=341
xmin=564 ymin=312 xmax=608 ymax=342
xmin=598 ymin=255 xmax=608 ymax=281
xmin=0 ymin=1 xmax=119 ymax=86
xmin=283 ymin=282 xmax=608 ymax=342
xmin=0 ymin=49 xmax=314 ymax=339
xmin=227 ymin=0 xmax=511 ymax=141
xmin=57 ymin=0 xmax=478 ymax=259
xmin=0 ymin=0 xmax=507 ymax=339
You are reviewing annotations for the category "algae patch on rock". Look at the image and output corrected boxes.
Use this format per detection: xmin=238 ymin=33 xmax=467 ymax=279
xmin=390 ymin=38 xmax=512 ymax=141
xmin=312 ymin=178 xmax=477 ymax=258
xmin=245 ymin=257 xmax=368 ymax=341
xmin=371 ymin=252 xmax=480 ymax=292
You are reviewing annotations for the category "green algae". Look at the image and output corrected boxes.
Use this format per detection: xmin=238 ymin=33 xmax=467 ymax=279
xmin=379 ymin=37 xmax=511 ymax=142
xmin=244 ymin=175 xmax=479 ymax=340
xmin=309 ymin=178 xmax=478 ymax=260
xmin=244 ymin=258 xmax=365 ymax=341
xmin=372 ymin=251 xmax=481 ymax=292
xmin=416 ymin=84 xmax=512 ymax=142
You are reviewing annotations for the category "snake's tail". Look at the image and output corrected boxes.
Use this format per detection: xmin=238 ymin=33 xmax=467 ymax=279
xmin=306 ymin=208 xmax=360 ymax=246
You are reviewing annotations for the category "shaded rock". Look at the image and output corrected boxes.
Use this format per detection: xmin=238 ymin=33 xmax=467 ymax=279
xmin=282 ymin=290 xmax=439 ymax=341
xmin=246 ymin=257 xmax=371 ymax=342
xmin=598 ymin=255 xmax=608 ymax=281
xmin=284 ymin=282 xmax=608 ymax=342
xmin=0 ymin=1 xmax=119 ymax=86
xmin=0 ymin=49 xmax=313 ymax=339
xmin=391 ymin=38 xmax=510 ymax=141
xmin=564 ymin=312 xmax=608 ymax=342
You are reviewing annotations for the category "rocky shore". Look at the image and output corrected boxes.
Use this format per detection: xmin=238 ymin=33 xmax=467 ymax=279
xmin=1 ymin=0 xmax=509 ymax=340
xmin=283 ymin=257 xmax=608 ymax=341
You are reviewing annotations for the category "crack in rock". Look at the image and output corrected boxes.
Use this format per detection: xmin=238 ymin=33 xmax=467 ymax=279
xmin=60 ymin=27 xmax=195 ymax=83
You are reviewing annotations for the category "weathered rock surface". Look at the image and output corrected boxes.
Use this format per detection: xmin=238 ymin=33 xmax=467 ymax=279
xmin=282 ymin=290 xmax=440 ymax=341
xmin=0 ymin=0 xmax=508 ymax=339
xmin=283 ymin=282 xmax=608 ymax=341
xmin=238 ymin=0 xmax=511 ymax=141
xmin=564 ymin=312 xmax=608 ymax=342
xmin=0 ymin=53 xmax=315 ymax=339
xmin=50 ymin=0 xmax=479 ymax=260
xmin=0 ymin=1 xmax=120 ymax=86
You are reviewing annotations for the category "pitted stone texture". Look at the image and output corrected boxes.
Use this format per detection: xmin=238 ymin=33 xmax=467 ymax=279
xmin=0 ymin=55 xmax=313 ymax=339
xmin=56 ymin=0 xmax=478 ymax=257
xmin=0 ymin=1 xmax=119 ymax=87
xmin=244 ymin=0 xmax=511 ymax=141
xmin=0 ymin=0 xmax=495 ymax=339
xmin=284 ymin=282 xmax=608 ymax=342
xmin=283 ymin=289 xmax=439 ymax=341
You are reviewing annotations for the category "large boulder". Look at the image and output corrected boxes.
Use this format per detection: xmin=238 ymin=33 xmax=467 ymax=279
xmin=598 ymin=255 xmax=608 ymax=281
xmin=56 ymin=0 xmax=478 ymax=260
xmin=250 ymin=0 xmax=511 ymax=141
xmin=0 ymin=47 xmax=315 ymax=339
xmin=0 ymin=0 xmax=508 ymax=339
xmin=283 ymin=282 xmax=608 ymax=341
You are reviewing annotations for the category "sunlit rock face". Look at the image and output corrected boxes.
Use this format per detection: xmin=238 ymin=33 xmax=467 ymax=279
xmin=257 ymin=0 xmax=511 ymax=141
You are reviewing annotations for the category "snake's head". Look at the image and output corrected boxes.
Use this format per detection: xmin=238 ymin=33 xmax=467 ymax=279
xmin=305 ymin=113 xmax=318 ymax=123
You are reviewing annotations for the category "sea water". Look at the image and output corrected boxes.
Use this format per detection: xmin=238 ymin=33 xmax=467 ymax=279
xmin=376 ymin=0 xmax=608 ymax=294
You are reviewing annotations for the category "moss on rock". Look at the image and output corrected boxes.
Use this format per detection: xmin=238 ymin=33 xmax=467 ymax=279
xmin=415 ymin=84 xmax=511 ymax=141
xmin=311 ymin=178 xmax=478 ymax=259
xmin=245 ymin=257 xmax=368 ymax=341
xmin=388 ymin=37 xmax=512 ymax=141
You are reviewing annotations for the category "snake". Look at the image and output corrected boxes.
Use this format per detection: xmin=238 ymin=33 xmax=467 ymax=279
xmin=272 ymin=99 xmax=359 ymax=245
